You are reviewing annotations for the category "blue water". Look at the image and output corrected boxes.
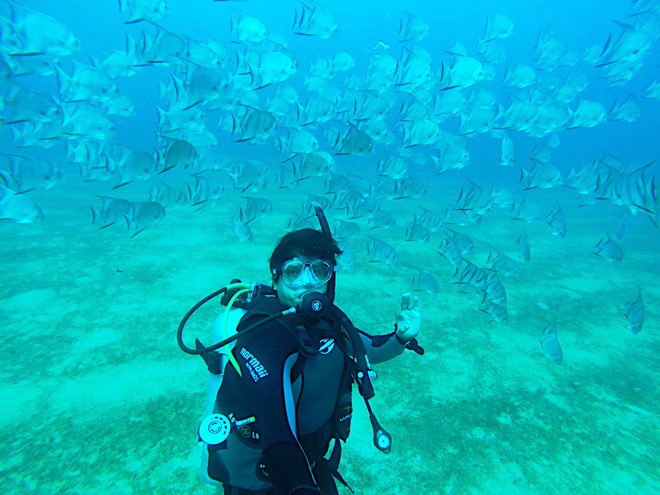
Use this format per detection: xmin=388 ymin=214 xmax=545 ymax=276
xmin=1 ymin=1 xmax=658 ymax=494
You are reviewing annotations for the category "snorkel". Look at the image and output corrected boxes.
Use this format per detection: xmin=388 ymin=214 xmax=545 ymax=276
xmin=311 ymin=202 xmax=337 ymax=304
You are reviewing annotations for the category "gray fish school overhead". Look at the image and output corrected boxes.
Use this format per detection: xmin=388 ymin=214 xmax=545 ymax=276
xmin=0 ymin=1 xmax=656 ymax=359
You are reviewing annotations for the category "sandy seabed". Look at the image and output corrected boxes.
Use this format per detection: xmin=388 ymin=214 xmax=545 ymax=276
xmin=1 ymin=169 xmax=658 ymax=495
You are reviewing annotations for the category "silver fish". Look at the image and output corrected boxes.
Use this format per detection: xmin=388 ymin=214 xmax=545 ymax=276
xmin=480 ymin=299 xmax=508 ymax=322
xmin=159 ymin=138 xmax=197 ymax=173
xmin=0 ymin=154 xmax=61 ymax=193
xmin=336 ymin=240 xmax=356 ymax=271
xmin=188 ymin=175 xmax=225 ymax=207
xmin=232 ymin=207 xmax=254 ymax=242
xmin=398 ymin=12 xmax=430 ymax=42
xmin=594 ymin=233 xmax=624 ymax=261
xmin=126 ymin=201 xmax=166 ymax=237
xmin=487 ymin=248 xmax=520 ymax=277
xmin=286 ymin=212 xmax=315 ymax=232
xmin=483 ymin=13 xmax=514 ymax=42
xmin=540 ymin=321 xmax=563 ymax=365
xmin=405 ymin=222 xmax=431 ymax=243
xmin=292 ymin=152 xmax=333 ymax=182
xmin=412 ymin=270 xmax=438 ymax=294
xmin=394 ymin=177 xmax=427 ymax=199
xmin=517 ymin=231 xmax=531 ymax=263
xmin=243 ymin=197 xmax=273 ymax=223
xmin=230 ymin=13 xmax=268 ymax=43
xmin=233 ymin=105 xmax=277 ymax=144
xmin=414 ymin=207 xmax=445 ymax=232
xmin=119 ymin=0 xmax=169 ymax=24
xmin=332 ymin=219 xmax=360 ymax=239
xmin=113 ymin=151 xmax=157 ymax=189
xmin=569 ymin=99 xmax=608 ymax=129
xmin=520 ymin=163 xmax=563 ymax=190
xmin=499 ymin=131 xmax=516 ymax=166
xmin=6 ymin=2 xmax=80 ymax=57
xmin=0 ymin=184 xmax=44 ymax=223
xmin=333 ymin=123 xmax=373 ymax=155
xmin=510 ymin=198 xmax=542 ymax=223
xmin=368 ymin=209 xmax=396 ymax=229
xmin=448 ymin=229 xmax=475 ymax=254
xmin=91 ymin=195 xmax=132 ymax=229
xmin=366 ymin=236 xmax=398 ymax=266
xmin=623 ymin=287 xmax=644 ymax=335
xmin=482 ymin=271 xmax=507 ymax=306
xmin=293 ymin=1 xmax=339 ymax=39
xmin=228 ymin=160 xmax=268 ymax=192
xmin=437 ymin=233 xmax=463 ymax=266
xmin=149 ymin=181 xmax=187 ymax=208
xmin=453 ymin=259 xmax=488 ymax=295
xmin=376 ymin=155 xmax=408 ymax=179
xmin=547 ymin=203 xmax=567 ymax=237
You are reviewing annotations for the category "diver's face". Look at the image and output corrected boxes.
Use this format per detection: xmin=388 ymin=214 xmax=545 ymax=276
xmin=273 ymin=257 xmax=332 ymax=308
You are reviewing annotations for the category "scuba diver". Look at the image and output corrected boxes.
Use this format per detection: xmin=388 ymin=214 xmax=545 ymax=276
xmin=178 ymin=205 xmax=423 ymax=495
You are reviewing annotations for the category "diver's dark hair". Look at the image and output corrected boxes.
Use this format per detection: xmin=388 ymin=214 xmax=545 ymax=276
xmin=270 ymin=228 xmax=342 ymax=279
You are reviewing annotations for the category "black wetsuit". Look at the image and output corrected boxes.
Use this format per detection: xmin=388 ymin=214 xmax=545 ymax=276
xmin=205 ymin=294 xmax=405 ymax=495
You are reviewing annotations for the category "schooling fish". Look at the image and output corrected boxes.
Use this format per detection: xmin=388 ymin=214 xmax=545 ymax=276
xmin=230 ymin=13 xmax=268 ymax=43
xmin=540 ymin=321 xmax=563 ymax=365
xmin=0 ymin=154 xmax=61 ymax=193
xmin=623 ymin=287 xmax=644 ymax=335
xmin=91 ymin=195 xmax=132 ymax=229
xmin=520 ymin=162 xmax=563 ymax=190
xmin=158 ymin=138 xmax=198 ymax=173
xmin=482 ymin=13 xmax=515 ymax=42
xmin=6 ymin=2 xmax=80 ymax=57
xmin=412 ymin=270 xmax=438 ymax=294
xmin=437 ymin=233 xmax=463 ymax=266
xmin=487 ymin=248 xmax=520 ymax=277
xmin=413 ymin=207 xmax=445 ymax=232
xmin=243 ymin=196 xmax=273 ymax=223
xmin=366 ymin=235 xmax=398 ymax=266
xmin=546 ymin=203 xmax=567 ymax=237
xmin=231 ymin=207 xmax=253 ymax=243
xmin=569 ymin=99 xmax=608 ymax=129
xmin=333 ymin=122 xmax=373 ymax=155
xmin=292 ymin=1 xmax=339 ymax=39
xmin=0 ymin=184 xmax=44 ymax=223
xmin=594 ymin=233 xmax=624 ymax=261
xmin=499 ymin=131 xmax=516 ymax=166
xmin=292 ymin=152 xmax=333 ymax=182
xmin=126 ymin=201 xmax=166 ymax=237
xmin=517 ymin=231 xmax=531 ymax=263
xmin=404 ymin=222 xmax=430 ymax=243
xmin=398 ymin=12 xmax=430 ymax=42
xmin=336 ymin=240 xmax=356 ymax=271
xmin=119 ymin=0 xmax=169 ymax=24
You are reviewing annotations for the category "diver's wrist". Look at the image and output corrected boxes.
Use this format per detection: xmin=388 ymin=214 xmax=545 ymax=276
xmin=394 ymin=324 xmax=411 ymax=345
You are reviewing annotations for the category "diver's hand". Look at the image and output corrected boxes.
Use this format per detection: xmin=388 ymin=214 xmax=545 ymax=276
xmin=395 ymin=292 xmax=420 ymax=342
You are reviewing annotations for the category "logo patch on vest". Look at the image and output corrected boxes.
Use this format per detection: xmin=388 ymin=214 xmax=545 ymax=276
xmin=240 ymin=347 xmax=269 ymax=382
xmin=319 ymin=338 xmax=335 ymax=355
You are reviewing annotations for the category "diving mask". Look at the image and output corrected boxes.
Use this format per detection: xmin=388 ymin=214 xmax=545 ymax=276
xmin=278 ymin=258 xmax=334 ymax=289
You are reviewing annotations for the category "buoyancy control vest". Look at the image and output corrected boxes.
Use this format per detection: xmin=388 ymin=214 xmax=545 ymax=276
xmin=179 ymin=281 xmax=394 ymax=492
xmin=198 ymin=284 xmax=358 ymax=489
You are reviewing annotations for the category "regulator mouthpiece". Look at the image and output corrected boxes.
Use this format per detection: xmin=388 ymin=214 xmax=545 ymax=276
xmin=297 ymin=291 xmax=329 ymax=320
